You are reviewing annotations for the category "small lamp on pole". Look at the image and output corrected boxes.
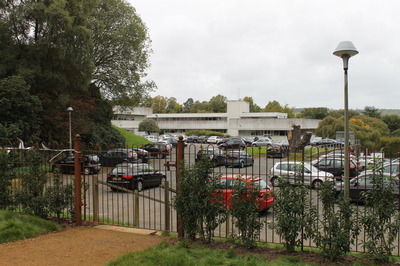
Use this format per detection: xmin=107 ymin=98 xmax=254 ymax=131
xmin=67 ymin=107 xmax=73 ymax=155
xmin=333 ymin=41 xmax=358 ymax=199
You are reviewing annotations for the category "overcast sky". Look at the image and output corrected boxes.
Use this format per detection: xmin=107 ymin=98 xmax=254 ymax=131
xmin=128 ymin=0 xmax=400 ymax=110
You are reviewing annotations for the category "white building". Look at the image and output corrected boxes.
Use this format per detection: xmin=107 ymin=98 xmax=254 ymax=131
xmin=111 ymin=100 xmax=320 ymax=139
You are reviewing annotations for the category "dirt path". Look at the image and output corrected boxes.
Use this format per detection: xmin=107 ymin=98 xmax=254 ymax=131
xmin=0 ymin=226 xmax=165 ymax=266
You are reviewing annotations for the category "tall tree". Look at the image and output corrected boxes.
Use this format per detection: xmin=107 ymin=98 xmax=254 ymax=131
xmin=382 ymin=114 xmax=400 ymax=133
xmin=298 ymin=107 xmax=329 ymax=120
xmin=166 ymin=97 xmax=182 ymax=113
xmin=362 ymin=106 xmax=382 ymax=119
xmin=243 ymin=96 xmax=261 ymax=112
xmin=208 ymin=94 xmax=227 ymax=113
xmin=183 ymin=98 xmax=194 ymax=113
xmin=264 ymin=100 xmax=295 ymax=118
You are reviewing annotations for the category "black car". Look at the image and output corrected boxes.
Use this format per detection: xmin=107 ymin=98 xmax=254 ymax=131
xmin=133 ymin=148 xmax=149 ymax=163
xmin=266 ymin=144 xmax=289 ymax=158
xmin=313 ymin=157 xmax=359 ymax=179
xmin=53 ymin=154 xmax=101 ymax=175
xmin=99 ymin=148 xmax=138 ymax=167
xmin=106 ymin=163 xmax=166 ymax=192
xmin=218 ymin=137 xmax=246 ymax=150
xmin=195 ymin=148 xmax=226 ymax=166
xmin=143 ymin=143 xmax=170 ymax=158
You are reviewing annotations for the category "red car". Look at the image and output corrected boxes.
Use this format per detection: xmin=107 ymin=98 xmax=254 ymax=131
xmin=216 ymin=175 xmax=274 ymax=212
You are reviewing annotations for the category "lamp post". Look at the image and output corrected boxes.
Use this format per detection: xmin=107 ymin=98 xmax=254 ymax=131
xmin=333 ymin=41 xmax=358 ymax=199
xmin=67 ymin=107 xmax=73 ymax=155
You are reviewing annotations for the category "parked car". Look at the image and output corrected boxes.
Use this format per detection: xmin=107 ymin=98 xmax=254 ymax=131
xmin=142 ymin=143 xmax=170 ymax=158
xmin=251 ymin=137 xmax=272 ymax=147
xmin=106 ymin=163 xmax=166 ymax=192
xmin=335 ymin=172 xmax=399 ymax=203
xmin=53 ymin=154 xmax=101 ymax=175
xmin=99 ymin=149 xmax=138 ymax=167
xmin=186 ymin=135 xmax=198 ymax=143
xmin=312 ymin=157 xmax=359 ymax=179
xmin=215 ymin=175 xmax=274 ymax=212
xmin=132 ymin=148 xmax=149 ymax=163
xmin=266 ymin=144 xmax=289 ymax=158
xmin=225 ymin=150 xmax=254 ymax=168
xmin=269 ymin=161 xmax=334 ymax=188
xmin=196 ymin=136 xmax=209 ymax=143
xmin=195 ymin=148 xmax=226 ymax=166
xmin=218 ymin=137 xmax=246 ymax=150
xmin=207 ymin=136 xmax=222 ymax=144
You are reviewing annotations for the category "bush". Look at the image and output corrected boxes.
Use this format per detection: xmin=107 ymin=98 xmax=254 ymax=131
xmin=314 ymin=181 xmax=359 ymax=260
xmin=173 ymin=158 xmax=226 ymax=243
xmin=269 ymin=178 xmax=317 ymax=251
xmin=0 ymin=150 xmax=14 ymax=209
xmin=360 ymin=162 xmax=400 ymax=262
xmin=229 ymin=179 xmax=264 ymax=249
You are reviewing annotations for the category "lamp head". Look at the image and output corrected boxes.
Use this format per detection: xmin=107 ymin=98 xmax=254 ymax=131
xmin=67 ymin=107 xmax=73 ymax=112
xmin=333 ymin=41 xmax=358 ymax=58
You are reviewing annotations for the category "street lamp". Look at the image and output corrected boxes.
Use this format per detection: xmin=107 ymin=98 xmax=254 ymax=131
xmin=67 ymin=107 xmax=73 ymax=155
xmin=333 ymin=41 xmax=358 ymax=199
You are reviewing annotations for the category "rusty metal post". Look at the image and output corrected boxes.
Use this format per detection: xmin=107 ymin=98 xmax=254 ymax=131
xmin=133 ymin=193 xmax=139 ymax=226
xmin=164 ymin=180 xmax=170 ymax=232
xmin=74 ymin=134 xmax=82 ymax=226
xmin=176 ymin=136 xmax=185 ymax=238
xmin=92 ymin=175 xmax=99 ymax=225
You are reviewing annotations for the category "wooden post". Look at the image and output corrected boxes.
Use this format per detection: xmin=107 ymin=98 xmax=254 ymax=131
xmin=74 ymin=134 xmax=82 ymax=226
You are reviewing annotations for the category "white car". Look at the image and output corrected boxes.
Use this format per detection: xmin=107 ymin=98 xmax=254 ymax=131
xmin=207 ymin=136 xmax=221 ymax=144
xmin=269 ymin=161 xmax=334 ymax=189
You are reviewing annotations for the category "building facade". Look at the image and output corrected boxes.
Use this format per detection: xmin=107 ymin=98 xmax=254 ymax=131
xmin=111 ymin=100 xmax=320 ymax=139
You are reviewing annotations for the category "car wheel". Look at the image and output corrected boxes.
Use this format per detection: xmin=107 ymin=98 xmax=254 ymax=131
xmin=160 ymin=177 xmax=166 ymax=187
xmin=137 ymin=157 xmax=143 ymax=163
xmin=137 ymin=180 xmax=144 ymax=192
xmin=270 ymin=176 xmax=278 ymax=187
xmin=252 ymin=144 xmax=257 ymax=147
xmin=240 ymin=161 xmax=245 ymax=168
xmin=312 ymin=180 xmax=323 ymax=189
xmin=84 ymin=168 xmax=91 ymax=175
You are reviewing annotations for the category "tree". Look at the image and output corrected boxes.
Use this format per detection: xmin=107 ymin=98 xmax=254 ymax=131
xmin=328 ymin=109 xmax=359 ymax=119
xmin=243 ymin=96 xmax=261 ymax=112
xmin=362 ymin=106 xmax=382 ymax=119
xmin=183 ymin=98 xmax=194 ymax=113
xmin=298 ymin=107 xmax=329 ymax=120
xmin=208 ymin=94 xmax=227 ymax=113
xmin=90 ymin=0 xmax=155 ymax=105
xmin=138 ymin=118 xmax=159 ymax=135
xmin=382 ymin=114 xmax=400 ymax=134
xmin=166 ymin=97 xmax=182 ymax=113
xmin=264 ymin=100 xmax=295 ymax=118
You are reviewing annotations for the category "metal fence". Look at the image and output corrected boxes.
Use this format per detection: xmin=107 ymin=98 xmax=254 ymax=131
xmin=2 ymin=137 xmax=400 ymax=255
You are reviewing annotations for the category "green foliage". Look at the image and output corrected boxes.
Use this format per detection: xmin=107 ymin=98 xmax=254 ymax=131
xmin=379 ymin=136 xmax=400 ymax=158
xmin=0 ymin=210 xmax=60 ymax=244
xmin=298 ymin=107 xmax=329 ymax=120
xmin=269 ymin=179 xmax=317 ymax=251
xmin=14 ymin=150 xmax=49 ymax=218
xmin=45 ymin=170 xmax=75 ymax=220
xmin=263 ymin=100 xmax=295 ymax=118
xmin=208 ymin=94 xmax=227 ymax=113
xmin=112 ymin=126 xmax=150 ymax=147
xmin=382 ymin=114 xmax=400 ymax=133
xmin=173 ymin=159 xmax=226 ymax=243
xmin=360 ymin=163 xmax=400 ymax=262
xmin=362 ymin=106 xmax=382 ymax=119
xmin=229 ymin=179 xmax=264 ymax=249
xmin=243 ymin=96 xmax=262 ymax=112
xmin=138 ymin=118 xmax=160 ymax=135
xmin=314 ymin=181 xmax=359 ymax=260
xmin=0 ymin=150 xmax=14 ymax=209
xmin=185 ymin=130 xmax=226 ymax=137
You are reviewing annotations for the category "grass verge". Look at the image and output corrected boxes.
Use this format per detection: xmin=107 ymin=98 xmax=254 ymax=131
xmin=112 ymin=125 xmax=150 ymax=147
xmin=0 ymin=209 xmax=60 ymax=244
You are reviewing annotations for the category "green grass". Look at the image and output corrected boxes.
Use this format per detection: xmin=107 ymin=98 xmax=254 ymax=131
xmin=112 ymin=125 xmax=151 ymax=147
xmin=107 ymin=241 xmax=277 ymax=266
xmin=0 ymin=209 xmax=60 ymax=244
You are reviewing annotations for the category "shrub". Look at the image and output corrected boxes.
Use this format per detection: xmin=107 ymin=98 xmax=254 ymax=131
xmin=360 ymin=162 xmax=400 ymax=262
xmin=0 ymin=150 xmax=14 ymax=209
xmin=173 ymin=158 xmax=226 ymax=243
xmin=229 ymin=179 xmax=264 ymax=249
xmin=269 ymin=178 xmax=317 ymax=251
xmin=314 ymin=181 xmax=359 ymax=260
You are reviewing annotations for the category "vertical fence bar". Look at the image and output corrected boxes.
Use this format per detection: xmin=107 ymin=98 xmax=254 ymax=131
xmin=74 ymin=134 xmax=82 ymax=226
xmin=133 ymin=192 xmax=139 ymax=226
xmin=164 ymin=180 xmax=170 ymax=232
xmin=177 ymin=136 xmax=185 ymax=238
xmin=92 ymin=174 xmax=99 ymax=224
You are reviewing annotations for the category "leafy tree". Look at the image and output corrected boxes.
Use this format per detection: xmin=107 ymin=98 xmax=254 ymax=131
xmin=208 ymin=94 xmax=227 ymax=113
xmin=145 ymin=96 xmax=168 ymax=113
xmin=328 ymin=109 xmax=359 ymax=119
xmin=183 ymin=98 xmax=194 ymax=113
xmin=263 ymin=100 xmax=295 ymax=118
xmin=166 ymin=97 xmax=182 ymax=113
xmin=192 ymin=100 xmax=209 ymax=113
xmin=138 ymin=118 xmax=159 ymax=135
xmin=90 ymin=0 xmax=155 ymax=105
xmin=362 ymin=106 xmax=382 ymax=119
xmin=382 ymin=114 xmax=400 ymax=134
xmin=243 ymin=96 xmax=261 ymax=112
xmin=298 ymin=107 xmax=329 ymax=120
